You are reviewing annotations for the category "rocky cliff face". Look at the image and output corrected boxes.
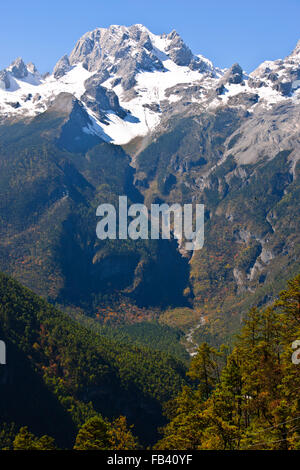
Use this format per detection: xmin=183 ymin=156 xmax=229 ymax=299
xmin=251 ymin=40 xmax=300 ymax=97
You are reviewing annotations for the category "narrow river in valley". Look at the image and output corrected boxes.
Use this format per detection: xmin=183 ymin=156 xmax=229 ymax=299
xmin=185 ymin=317 xmax=205 ymax=356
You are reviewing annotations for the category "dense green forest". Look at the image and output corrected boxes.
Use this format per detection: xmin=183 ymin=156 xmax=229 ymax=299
xmin=70 ymin=314 xmax=190 ymax=363
xmin=0 ymin=272 xmax=187 ymax=448
xmin=0 ymin=271 xmax=299 ymax=449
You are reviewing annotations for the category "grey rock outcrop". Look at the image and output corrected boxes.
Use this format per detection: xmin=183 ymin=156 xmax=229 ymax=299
xmin=49 ymin=92 xmax=105 ymax=152
xmin=289 ymin=39 xmax=300 ymax=58
xmin=82 ymin=74 xmax=127 ymax=121
xmin=268 ymin=72 xmax=279 ymax=82
xmin=251 ymin=39 xmax=300 ymax=97
xmin=224 ymin=63 xmax=244 ymax=85
xmin=27 ymin=62 xmax=38 ymax=74
xmin=7 ymin=101 xmax=21 ymax=109
xmin=228 ymin=92 xmax=259 ymax=107
xmin=53 ymin=55 xmax=71 ymax=79
xmin=10 ymin=58 xmax=28 ymax=79
xmin=215 ymin=84 xmax=225 ymax=95
xmin=224 ymin=101 xmax=300 ymax=166
xmin=0 ymin=70 xmax=10 ymax=90
xmin=248 ymin=77 xmax=266 ymax=89
xmin=165 ymin=30 xmax=212 ymax=73
xmin=274 ymin=80 xmax=292 ymax=96
xmin=165 ymin=30 xmax=193 ymax=66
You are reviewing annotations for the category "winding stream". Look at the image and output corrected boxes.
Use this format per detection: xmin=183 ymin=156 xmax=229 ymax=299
xmin=185 ymin=317 xmax=205 ymax=357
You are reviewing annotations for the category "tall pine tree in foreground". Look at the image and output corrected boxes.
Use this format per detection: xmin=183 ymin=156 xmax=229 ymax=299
xmin=156 ymin=274 xmax=300 ymax=450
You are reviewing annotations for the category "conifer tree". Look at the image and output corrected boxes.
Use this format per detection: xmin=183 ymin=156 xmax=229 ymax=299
xmin=74 ymin=416 xmax=110 ymax=450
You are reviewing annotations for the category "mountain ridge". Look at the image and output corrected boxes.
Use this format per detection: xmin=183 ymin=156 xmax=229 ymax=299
xmin=1 ymin=24 xmax=300 ymax=146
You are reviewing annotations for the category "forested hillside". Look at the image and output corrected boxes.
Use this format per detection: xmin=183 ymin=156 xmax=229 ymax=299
xmin=0 ymin=273 xmax=299 ymax=450
xmin=156 ymin=275 xmax=300 ymax=450
xmin=0 ymin=272 xmax=187 ymax=448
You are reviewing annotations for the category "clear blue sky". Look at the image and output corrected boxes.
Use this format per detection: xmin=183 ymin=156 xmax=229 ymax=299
xmin=1 ymin=0 xmax=299 ymax=73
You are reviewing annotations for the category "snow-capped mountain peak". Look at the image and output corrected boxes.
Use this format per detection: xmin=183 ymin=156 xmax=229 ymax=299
xmin=0 ymin=26 xmax=300 ymax=146
xmin=8 ymin=57 xmax=29 ymax=78
xmin=0 ymin=57 xmax=40 ymax=90
xmin=289 ymin=39 xmax=300 ymax=58
xmin=67 ymin=24 xmax=214 ymax=83
xmin=0 ymin=24 xmax=217 ymax=144
xmin=250 ymin=39 xmax=300 ymax=99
